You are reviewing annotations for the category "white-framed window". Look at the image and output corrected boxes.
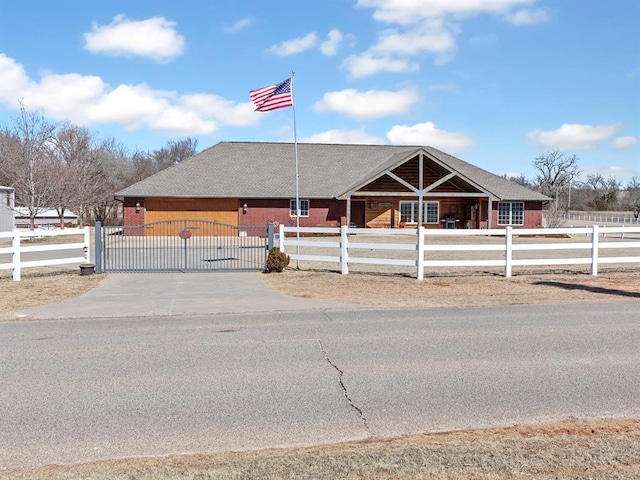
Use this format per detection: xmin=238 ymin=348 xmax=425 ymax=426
xmin=497 ymin=202 xmax=524 ymax=225
xmin=290 ymin=199 xmax=309 ymax=217
xmin=399 ymin=201 xmax=439 ymax=224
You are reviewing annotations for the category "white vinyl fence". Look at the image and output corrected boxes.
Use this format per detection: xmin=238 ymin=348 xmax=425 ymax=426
xmin=278 ymin=224 xmax=640 ymax=279
xmin=561 ymin=212 xmax=640 ymax=225
xmin=0 ymin=227 xmax=91 ymax=281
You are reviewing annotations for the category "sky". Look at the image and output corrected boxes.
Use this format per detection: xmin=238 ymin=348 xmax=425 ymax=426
xmin=0 ymin=0 xmax=638 ymax=184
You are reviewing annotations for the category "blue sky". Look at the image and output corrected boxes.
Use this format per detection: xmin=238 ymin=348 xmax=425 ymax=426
xmin=0 ymin=0 xmax=638 ymax=183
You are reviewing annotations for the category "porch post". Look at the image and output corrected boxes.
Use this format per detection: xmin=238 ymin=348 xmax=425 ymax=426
xmin=346 ymin=193 xmax=352 ymax=227
xmin=487 ymin=196 xmax=493 ymax=229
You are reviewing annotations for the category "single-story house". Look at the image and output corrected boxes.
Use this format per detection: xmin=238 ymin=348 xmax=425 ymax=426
xmin=13 ymin=207 xmax=78 ymax=229
xmin=114 ymin=142 xmax=550 ymax=234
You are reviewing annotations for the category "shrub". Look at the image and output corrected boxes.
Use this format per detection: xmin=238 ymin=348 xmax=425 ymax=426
xmin=266 ymin=247 xmax=290 ymax=272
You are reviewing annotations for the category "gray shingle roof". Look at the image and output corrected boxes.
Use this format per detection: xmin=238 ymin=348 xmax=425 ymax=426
xmin=115 ymin=141 xmax=550 ymax=202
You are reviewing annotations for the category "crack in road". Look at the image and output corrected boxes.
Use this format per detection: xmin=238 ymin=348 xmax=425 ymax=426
xmin=317 ymin=339 xmax=371 ymax=437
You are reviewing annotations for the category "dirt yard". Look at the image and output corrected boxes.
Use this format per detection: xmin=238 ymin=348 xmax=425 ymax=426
xmin=262 ymin=265 xmax=640 ymax=308
xmin=0 ymin=267 xmax=103 ymax=319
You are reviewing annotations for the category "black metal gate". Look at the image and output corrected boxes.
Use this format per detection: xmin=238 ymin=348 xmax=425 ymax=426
xmin=96 ymin=220 xmax=271 ymax=272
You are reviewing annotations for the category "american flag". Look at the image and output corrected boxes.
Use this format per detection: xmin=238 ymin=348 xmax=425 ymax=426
xmin=250 ymin=78 xmax=293 ymax=112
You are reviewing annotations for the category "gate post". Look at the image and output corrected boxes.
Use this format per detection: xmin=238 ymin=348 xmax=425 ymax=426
xmin=95 ymin=222 xmax=103 ymax=274
xmin=267 ymin=222 xmax=275 ymax=251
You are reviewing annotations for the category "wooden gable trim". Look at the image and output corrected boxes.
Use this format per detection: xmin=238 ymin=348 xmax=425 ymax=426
xmin=383 ymin=169 xmax=419 ymax=193
xmin=339 ymin=150 xmax=422 ymax=200
xmin=424 ymin=171 xmax=457 ymax=193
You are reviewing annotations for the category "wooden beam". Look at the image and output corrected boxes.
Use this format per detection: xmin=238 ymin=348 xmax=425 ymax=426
xmin=352 ymin=191 xmax=492 ymax=198
xmin=384 ymin=170 xmax=418 ymax=193
xmin=488 ymin=196 xmax=493 ymax=229
xmin=424 ymin=172 xmax=458 ymax=193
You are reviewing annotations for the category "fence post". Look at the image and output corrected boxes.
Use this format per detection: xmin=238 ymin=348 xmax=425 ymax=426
xmin=279 ymin=224 xmax=285 ymax=252
xmin=267 ymin=222 xmax=274 ymax=251
xmin=95 ymin=222 xmax=103 ymax=273
xmin=505 ymin=226 xmax=513 ymax=278
xmin=12 ymin=230 xmax=21 ymax=281
xmin=416 ymin=226 xmax=424 ymax=281
xmin=591 ymin=225 xmax=599 ymax=276
xmin=340 ymin=225 xmax=349 ymax=275
xmin=84 ymin=226 xmax=91 ymax=264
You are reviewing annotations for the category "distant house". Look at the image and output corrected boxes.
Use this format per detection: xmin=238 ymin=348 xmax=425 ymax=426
xmin=115 ymin=142 xmax=550 ymax=233
xmin=0 ymin=186 xmax=15 ymax=234
xmin=13 ymin=208 xmax=78 ymax=229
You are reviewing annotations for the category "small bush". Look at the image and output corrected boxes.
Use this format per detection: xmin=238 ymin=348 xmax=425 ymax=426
xmin=266 ymin=247 xmax=290 ymax=272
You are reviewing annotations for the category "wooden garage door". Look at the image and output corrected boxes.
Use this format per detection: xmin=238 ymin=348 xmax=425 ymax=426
xmin=145 ymin=198 xmax=239 ymax=226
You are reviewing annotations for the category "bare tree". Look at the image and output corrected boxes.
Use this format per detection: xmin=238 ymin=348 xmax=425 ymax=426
xmin=532 ymin=150 xmax=581 ymax=226
xmin=585 ymin=174 xmax=621 ymax=211
xmin=129 ymin=149 xmax=157 ymax=184
xmin=626 ymin=176 xmax=640 ymax=218
xmin=88 ymin=138 xmax=133 ymax=225
xmin=501 ymin=174 xmax=532 ymax=188
xmin=150 ymin=137 xmax=199 ymax=171
xmin=0 ymin=105 xmax=58 ymax=229
xmin=48 ymin=124 xmax=96 ymax=228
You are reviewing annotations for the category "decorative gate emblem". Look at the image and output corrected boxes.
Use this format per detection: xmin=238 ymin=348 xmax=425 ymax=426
xmin=179 ymin=229 xmax=192 ymax=240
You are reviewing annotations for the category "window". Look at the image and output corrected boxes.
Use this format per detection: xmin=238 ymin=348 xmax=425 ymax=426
xmin=399 ymin=201 xmax=439 ymax=224
xmin=497 ymin=202 xmax=524 ymax=225
xmin=290 ymin=199 xmax=309 ymax=217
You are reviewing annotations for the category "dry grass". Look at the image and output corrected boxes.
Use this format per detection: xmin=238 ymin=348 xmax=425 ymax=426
xmin=2 ymin=418 xmax=639 ymax=479
xmin=0 ymin=267 xmax=104 ymax=318
xmin=262 ymin=266 xmax=640 ymax=308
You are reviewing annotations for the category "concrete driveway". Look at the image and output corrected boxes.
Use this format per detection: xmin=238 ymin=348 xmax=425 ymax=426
xmin=22 ymin=272 xmax=361 ymax=319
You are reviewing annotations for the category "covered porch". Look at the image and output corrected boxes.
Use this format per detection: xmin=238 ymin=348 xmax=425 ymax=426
xmin=340 ymin=149 xmax=494 ymax=229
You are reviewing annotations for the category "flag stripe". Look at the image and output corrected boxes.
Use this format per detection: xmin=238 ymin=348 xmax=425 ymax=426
xmin=250 ymin=78 xmax=293 ymax=112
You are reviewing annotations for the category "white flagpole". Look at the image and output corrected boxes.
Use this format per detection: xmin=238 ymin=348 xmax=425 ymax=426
xmin=291 ymin=70 xmax=300 ymax=269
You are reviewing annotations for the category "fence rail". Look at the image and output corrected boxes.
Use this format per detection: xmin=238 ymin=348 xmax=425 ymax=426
xmin=278 ymin=224 xmax=640 ymax=279
xmin=0 ymin=227 xmax=91 ymax=281
xmin=561 ymin=212 xmax=640 ymax=224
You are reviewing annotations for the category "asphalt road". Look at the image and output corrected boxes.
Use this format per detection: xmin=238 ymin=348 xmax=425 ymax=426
xmin=1 ymin=301 xmax=639 ymax=469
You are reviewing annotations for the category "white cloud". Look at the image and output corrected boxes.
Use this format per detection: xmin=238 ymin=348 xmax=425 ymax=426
xmin=612 ymin=136 xmax=638 ymax=150
xmin=386 ymin=122 xmax=475 ymax=153
xmin=356 ymin=0 xmax=537 ymax=25
xmin=580 ymin=165 xmax=636 ymax=182
xmin=179 ymin=94 xmax=258 ymax=126
xmin=0 ymin=53 xmax=257 ymax=136
xmin=352 ymin=0 xmax=546 ymax=73
xmin=372 ymin=20 xmax=457 ymax=57
xmin=83 ymin=14 xmax=186 ymax=62
xmin=342 ymin=53 xmax=419 ymax=78
xmin=527 ymin=123 xmax=624 ymax=150
xmin=314 ymin=89 xmax=419 ymax=119
xmin=320 ymin=29 xmax=344 ymax=56
xmin=301 ymin=128 xmax=385 ymax=144
xmin=504 ymin=8 xmax=550 ymax=25
xmin=224 ymin=17 xmax=253 ymax=33
xmin=267 ymin=32 xmax=318 ymax=56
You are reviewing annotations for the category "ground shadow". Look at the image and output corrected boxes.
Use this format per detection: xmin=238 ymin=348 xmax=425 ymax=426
xmin=533 ymin=281 xmax=640 ymax=299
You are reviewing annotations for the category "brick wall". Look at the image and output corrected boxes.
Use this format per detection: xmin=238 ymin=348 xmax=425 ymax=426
xmin=123 ymin=198 xmax=145 ymax=236
xmin=239 ymin=198 xmax=345 ymax=227
xmin=488 ymin=201 xmax=544 ymax=229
